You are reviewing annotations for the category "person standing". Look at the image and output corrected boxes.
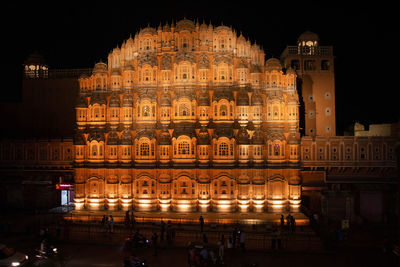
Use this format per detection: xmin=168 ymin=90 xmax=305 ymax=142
xmin=280 ymin=214 xmax=285 ymax=229
xmin=286 ymin=213 xmax=291 ymax=231
xmin=109 ymin=215 xmax=114 ymax=233
xmin=290 ymin=215 xmax=296 ymax=232
xmin=199 ymin=215 xmax=204 ymax=232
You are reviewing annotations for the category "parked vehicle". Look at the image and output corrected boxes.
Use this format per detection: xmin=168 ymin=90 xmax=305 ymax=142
xmin=0 ymin=244 xmax=29 ymax=267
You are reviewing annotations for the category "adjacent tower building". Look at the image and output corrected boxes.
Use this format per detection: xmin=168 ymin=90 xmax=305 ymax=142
xmin=281 ymin=31 xmax=336 ymax=137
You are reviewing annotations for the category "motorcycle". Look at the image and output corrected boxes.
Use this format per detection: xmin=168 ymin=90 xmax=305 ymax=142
xmin=124 ymin=232 xmax=149 ymax=250
xmin=33 ymin=243 xmax=65 ymax=267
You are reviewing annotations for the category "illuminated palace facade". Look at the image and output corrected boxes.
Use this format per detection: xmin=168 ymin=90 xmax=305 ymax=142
xmin=73 ymin=19 xmax=303 ymax=212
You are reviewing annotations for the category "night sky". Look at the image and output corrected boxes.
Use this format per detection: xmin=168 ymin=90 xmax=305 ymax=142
xmin=2 ymin=2 xmax=398 ymax=135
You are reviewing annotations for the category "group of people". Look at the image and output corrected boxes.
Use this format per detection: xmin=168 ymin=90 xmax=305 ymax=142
xmin=280 ymin=213 xmax=296 ymax=232
xmin=101 ymin=215 xmax=114 ymax=233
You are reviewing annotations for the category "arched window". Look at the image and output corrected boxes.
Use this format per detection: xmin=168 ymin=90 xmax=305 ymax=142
xmin=92 ymin=144 xmax=98 ymax=156
xmin=179 ymin=103 xmax=190 ymax=116
xmin=219 ymin=142 xmax=229 ymax=156
xmin=219 ymin=105 xmax=227 ymax=116
xmin=274 ymin=143 xmax=280 ymax=156
xmin=142 ymin=105 xmax=150 ymax=117
xmin=140 ymin=143 xmax=150 ymax=156
xmin=178 ymin=141 xmax=190 ymax=155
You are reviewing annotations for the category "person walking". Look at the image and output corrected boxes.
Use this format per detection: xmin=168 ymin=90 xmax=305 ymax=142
xmin=290 ymin=215 xmax=296 ymax=232
xmin=199 ymin=215 xmax=204 ymax=232
xmin=280 ymin=214 xmax=285 ymax=229
xmin=239 ymin=229 xmax=246 ymax=252
xmin=151 ymin=232 xmax=158 ymax=256
xmin=109 ymin=215 xmax=114 ymax=233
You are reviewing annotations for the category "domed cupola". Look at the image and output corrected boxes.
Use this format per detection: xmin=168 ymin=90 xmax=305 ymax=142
xmin=265 ymin=58 xmax=282 ymax=72
xmin=160 ymin=92 xmax=171 ymax=107
xmin=109 ymin=93 xmax=120 ymax=107
xmin=158 ymin=129 xmax=172 ymax=145
xmin=251 ymin=91 xmax=263 ymax=106
xmin=121 ymin=94 xmax=133 ymax=107
xmin=250 ymin=64 xmax=262 ymax=74
xmin=237 ymin=127 xmax=250 ymax=145
xmin=236 ymin=89 xmax=249 ymax=106
xmin=88 ymin=129 xmax=105 ymax=142
xmin=120 ymin=129 xmax=133 ymax=145
xmin=92 ymin=61 xmax=108 ymax=75
xmin=198 ymin=89 xmax=210 ymax=106
xmin=252 ymin=129 xmax=264 ymax=145
xmin=73 ymin=132 xmax=86 ymax=145
xmin=107 ymin=130 xmax=119 ymax=145
xmin=90 ymin=92 xmax=107 ymax=105
xmin=197 ymin=126 xmax=210 ymax=145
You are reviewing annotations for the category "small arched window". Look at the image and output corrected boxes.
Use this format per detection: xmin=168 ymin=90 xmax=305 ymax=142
xmin=220 ymin=105 xmax=227 ymax=116
xmin=140 ymin=143 xmax=150 ymax=156
xmin=219 ymin=142 xmax=229 ymax=156
xmin=142 ymin=105 xmax=150 ymax=117
xmin=179 ymin=103 xmax=190 ymax=116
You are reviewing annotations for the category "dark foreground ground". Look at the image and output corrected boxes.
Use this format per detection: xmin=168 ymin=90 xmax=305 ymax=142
xmin=1 ymin=211 xmax=399 ymax=267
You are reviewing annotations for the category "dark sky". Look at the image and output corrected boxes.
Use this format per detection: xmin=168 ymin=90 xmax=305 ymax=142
xmin=2 ymin=2 xmax=398 ymax=134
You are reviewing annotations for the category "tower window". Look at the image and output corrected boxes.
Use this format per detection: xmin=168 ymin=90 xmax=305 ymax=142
xmin=304 ymin=60 xmax=316 ymax=71
xmin=321 ymin=60 xmax=330 ymax=70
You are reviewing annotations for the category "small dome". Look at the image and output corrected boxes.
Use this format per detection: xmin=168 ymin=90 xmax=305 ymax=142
xmin=120 ymin=129 xmax=132 ymax=145
xmin=93 ymin=62 xmax=107 ymax=74
xmin=73 ymin=133 xmax=86 ymax=145
xmin=90 ymin=93 xmax=106 ymax=105
xmin=175 ymin=18 xmax=195 ymax=32
xmin=140 ymin=26 xmax=157 ymax=35
xmin=158 ymin=130 xmax=172 ymax=145
xmin=122 ymin=94 xmax=133 ymax=107
xmin=252 ymin=129 xmax=264 ymax=145
xmin=160 ymin=92 xmax=171 ymax=107
xmin=198 ymin=91 xmax=210 ymax=106
xmin=298 ymin=31 xmax=319 ymax=42
xmin=197 ymin=127 xmax=210 ymax=145
xmin=250 ymin=64 xmax=262 ymax=73
xmin=111 ymin=69 xmax=121 ymax=76
xmin=237 ymin=128 xmax=250 ymax=144
xmin=109 ymin=93 xmax=120 ymax=107
xmin=88 ymin=129 xmax=105 ymax=142
xmin=251 ymin=91 xmax=263 ymax=106
xmin=265 ymin=58 xmax=282 ymax=71
xmin=107 ymin=131 xmax=119 ymax=145
xmin=236 ymin=89 xmax=249 ymax=106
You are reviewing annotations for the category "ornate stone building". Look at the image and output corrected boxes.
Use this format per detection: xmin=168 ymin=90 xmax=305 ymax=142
xmin=73 ymin=19 xmax=302 ymax=212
